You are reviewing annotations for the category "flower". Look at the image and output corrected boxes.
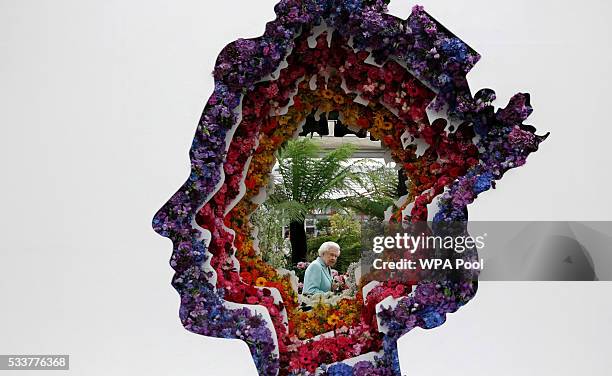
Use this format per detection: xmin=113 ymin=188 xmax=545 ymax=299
xmin=240 ymin=271 xmax=253 ymax=285
xmin=327 ymin=313 xmax=340 ymax=326
xmin=409 ymin=105 xmax=425 ymax=121
xmin=246 ymin=296 xmax=259 ymax=305
xmin=321 ymin=89 xmax=334 ymax=99
xmin=473 ymin=172 xmax=493 ymax=194
xmin=255 ymin=277 xmax=267 ymax=287
xmin=373 ymin=114 xmax=385 ymax=129
xmin=328 ymin=363 xmax=354 ymax=376
xmin=356 ymin=117 xmax=369 ymax=128
xmin=380 ymin=121 xmax=393 ymax=131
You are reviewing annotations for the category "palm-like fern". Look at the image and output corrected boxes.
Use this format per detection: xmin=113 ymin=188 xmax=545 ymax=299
xmin=340 ymin=160 xmax=400 ymax=220
xmin=269 ymin=138 xmax=358 ymax=264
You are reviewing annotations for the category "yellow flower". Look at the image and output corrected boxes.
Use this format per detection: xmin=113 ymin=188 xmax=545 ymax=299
xmin=319 ymin=101 xmax=333 ymax=113
xmin=370 ymin=129 xmax=382 ymax=140
xmin=293 ymin=113 xmax=305 ymax=124
xmin=327 ymin=313 xmax=340 ymax=326
xmin=278 ymin=116 xmax=290 ymax=126
xmin=333 ymin=94 xmax=345 ymax=105
xmin=321 ymin=89 xmax=334 ymax=99
xmin=255 ymin=277 xmax=267 ymax=287
xmin=373 ymin=114 xmax=385 ymax=129
xmin=342 ymin=106 xmax=357 ymax=121
xmin=380 ymin=121 xmax=394 ymax=131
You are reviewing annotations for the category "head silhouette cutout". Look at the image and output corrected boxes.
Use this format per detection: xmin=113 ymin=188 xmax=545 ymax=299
xmin=152 ymin=2 xmax=548 ymax=374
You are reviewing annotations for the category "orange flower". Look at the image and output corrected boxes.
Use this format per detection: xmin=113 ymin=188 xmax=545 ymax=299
xmin=278 ymin=116 xmax=290 ymax=126
xmin=373 ymin=114 xmax=385 ymax=129
xmin=327 ymin=313 xmax=340 ymax=326
xmin=370 ymin=129 xmax=382 ymax=140
xmin=321 ymin=89 xmax=334 ymax=99
xmin=319 ymin=101 xmax=333 ymax=113
xmin=333 ymin=94 xmax=345 ymax=105
xmin=255 ymin=277 xmax=267 ymax=287
xmin=380 ymin=121 xmax=394 ymax=131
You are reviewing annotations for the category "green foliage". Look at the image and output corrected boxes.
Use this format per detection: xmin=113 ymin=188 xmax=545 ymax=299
xmin=251 ymin=202 xmax=288 ymax=269
xmin=329 ymin=212 xmax=361 ymax=237
xmin=341 ymin=160 xmax=400 ymax=219
xmin=268 ymin=138 xmax=359 ymax=223
xmin=315 ymin=218 xmax=331 ymax=234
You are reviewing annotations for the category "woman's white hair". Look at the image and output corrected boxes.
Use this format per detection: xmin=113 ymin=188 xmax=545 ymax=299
xmin=318 ymin=241 xmax=341 ymax=257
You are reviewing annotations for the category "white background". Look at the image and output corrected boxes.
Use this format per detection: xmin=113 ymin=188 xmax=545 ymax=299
xmin=1 ymin=0 xmax=611 ymax=375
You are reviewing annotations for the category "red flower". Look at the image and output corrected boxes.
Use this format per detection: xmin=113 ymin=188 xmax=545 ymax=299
xmin=467 ymin=144 xmax=478 ymax=156
xmin=262 ymin=119 xmax=277 ymax=134
xmin=357 ymin=117 xmax=369 ymax=128
xmin=419 ymin=175 xmax=431 ymax=185
xmin=384 ymin=69 xmax=395 ymax=84
xmin=246 ymin=286 xmax=259 ymax=296
xmin=383 ymin=135 xmax=398 ymax=148
xmin=410 ymin=106 xmax=425 ymax=121
xmin=406 ymin=81 xmax=421 ymax=97
xmin=245 ymin=177 xmax=257 ymax=190
xmin=230 ymin=286 xmax=246 ymax=302
xmin=437 ymin=176 xmax=451 ymax=187
xmin=421 ymin=126 xmax=436 ymax=144
xmin=449 ymin=166 xmax=462 ymax=177
xmin=240 ymin=271 xmax=253 ymax=285
xmin=293 ymin=96 xmax=303 ymax=111
xmin=356 ymin=51 xmax=369 ymax=61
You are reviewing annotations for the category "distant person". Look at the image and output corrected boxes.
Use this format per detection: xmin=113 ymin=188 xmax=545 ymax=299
xmin=282 ymin=233 xmax=291 ymax=256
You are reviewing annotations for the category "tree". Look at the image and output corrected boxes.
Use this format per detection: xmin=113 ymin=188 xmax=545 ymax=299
xmin=250 ymin=202 xmax=288 ymax=269
xmin=269 ymin=138 xmax=358 ymax=265
xmin=329 ymin=212 xmax=361 ymax=237
xmin=341 ymin=160 xmax=399 ymax=220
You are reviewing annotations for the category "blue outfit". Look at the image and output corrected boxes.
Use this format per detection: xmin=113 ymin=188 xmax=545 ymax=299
xmin=303 ymin=257 xmax=333 ymax=295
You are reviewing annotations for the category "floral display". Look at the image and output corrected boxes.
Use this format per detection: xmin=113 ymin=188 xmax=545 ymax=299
xmin=152 ymin=1 xmax=548 ymax=375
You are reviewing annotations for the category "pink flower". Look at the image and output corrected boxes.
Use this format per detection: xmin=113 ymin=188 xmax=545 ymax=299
xmin=268 ymin=305 xmax=280 ymax=317
xmin=246 ymin=296 xmax=259 ymax=305
xmin=261 ymin=296 xmax=274 ymax=306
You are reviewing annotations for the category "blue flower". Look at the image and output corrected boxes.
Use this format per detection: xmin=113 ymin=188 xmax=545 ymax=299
xmin=440 ymin=37 xmax=468 ymax=62
xmin=328 ymin=363 xmax=354 ymax=376
xmin=343 ymin=0 xmax=362 ymax=12
xmin=473 ymin=172 xmax=493 ymax=194
xmin=420 ymin=307 xmax=445 ymax=328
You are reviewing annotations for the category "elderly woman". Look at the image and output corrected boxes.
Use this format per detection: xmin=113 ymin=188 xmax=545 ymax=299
xmin=302 ymin=241 xmax=341 ymax=295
